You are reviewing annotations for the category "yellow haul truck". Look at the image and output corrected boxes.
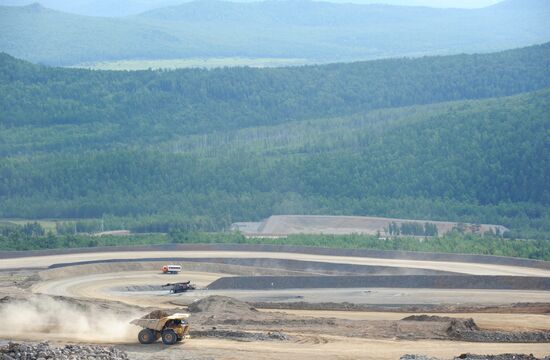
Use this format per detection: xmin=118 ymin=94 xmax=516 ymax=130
xmin=131 ymin=313 xmax=190 ymax=345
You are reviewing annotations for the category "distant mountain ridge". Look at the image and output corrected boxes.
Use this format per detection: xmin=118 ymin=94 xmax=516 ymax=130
xmin=138 ymin=0 xmax=550 ymax=25
xmin=491 ymin=0 xmax=548 ymax=10
xmin=0 ymin=0 xmax=185 ymax=17
xmin=0 ymin=0 xmax=507 ymax=17
xmin=138 ymin=0 xmax=445 ymax=25
xmin=0 ymin=0 xmax=549 ymax=66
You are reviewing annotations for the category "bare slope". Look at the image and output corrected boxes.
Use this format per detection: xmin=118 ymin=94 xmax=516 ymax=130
xmin=235 ymin=215 xmax=508 ymax=236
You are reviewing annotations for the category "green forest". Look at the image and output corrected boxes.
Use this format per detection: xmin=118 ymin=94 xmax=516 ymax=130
xmin=1 ymin=43 xmax=550 ymax=240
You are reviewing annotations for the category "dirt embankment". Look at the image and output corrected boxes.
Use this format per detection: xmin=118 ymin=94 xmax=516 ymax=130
xmin=207 ymin=275 xmax=550 ymax=291
xmin=251 ymin=301 xmax=550 ymax=314
xmin=185 ymin=296 xmax=550 ymax=343
xmin=46 ymin=257 xmax=455 ymax=276
xmin=179 ymin=257 xmax=454 ymax=276
xmin=39 ymin=260 xmax=305 ymax=281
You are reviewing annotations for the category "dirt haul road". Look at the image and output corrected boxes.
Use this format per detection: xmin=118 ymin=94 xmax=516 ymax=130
xmin=2 ymin=250 xmax=550 ymax=276
xmin=16 ymin=249 xmax=550 ymax=307
xmin=32 ymin=272 xmax=550 ymax=308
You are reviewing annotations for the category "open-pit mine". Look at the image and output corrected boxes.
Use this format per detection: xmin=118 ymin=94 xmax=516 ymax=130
xmin=0 ymin=244 xmax=549 ymax=360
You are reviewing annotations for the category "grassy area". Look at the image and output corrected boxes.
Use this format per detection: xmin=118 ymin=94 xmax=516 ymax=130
xmin=1 ymin=219 xmax=59 ymax=233
xmin=69 ymin=57 xmax=311 ymax=70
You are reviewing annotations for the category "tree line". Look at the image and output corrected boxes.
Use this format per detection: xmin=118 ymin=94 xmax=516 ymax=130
xmin=387 ymin=222 xmax=439 ymax=237
xmin=0 ymin=222 xmax=548 ymax=261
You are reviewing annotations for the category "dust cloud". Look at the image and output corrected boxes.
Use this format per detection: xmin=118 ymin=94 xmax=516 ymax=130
xmin=0 ymin=296 xmax=141 ymax=343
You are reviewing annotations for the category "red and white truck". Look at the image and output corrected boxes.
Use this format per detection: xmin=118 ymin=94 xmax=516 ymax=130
xmin=161 ymin=264 xmax=182 ymax=274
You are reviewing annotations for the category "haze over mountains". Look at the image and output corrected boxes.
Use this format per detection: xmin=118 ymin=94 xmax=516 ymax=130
xmin=0 ymin=0 xmax=504 ymax=17
xmin=0 ymin=0 xmax=549 ymax=66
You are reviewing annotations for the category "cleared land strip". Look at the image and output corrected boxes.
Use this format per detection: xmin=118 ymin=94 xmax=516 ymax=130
xmin=0 ymin=244 xmax=550 ymax=277
xmin=1 ymin=244 xmax=548 ymax=271
xmin=46 ymin=257 xmax=457 ymax=275
xmin=1 ymin=250 xmax=549 ymax=276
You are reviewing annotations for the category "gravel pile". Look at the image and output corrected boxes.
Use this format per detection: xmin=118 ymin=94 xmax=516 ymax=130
xmin=454 ymin=329 xmax=550 ymax=343
xmin=403 ymin=315 xmax=479 ymax=331
xmin=456 ymin=354 xmax=550 ymax=360
xmin=0 ymin=342 xmax=128 ymax=360
xmin=188 ymin=296 xmax=258 ymax=316
xmin=140 ymin=309 xmax=170 ymax=319
xmin=402 ymin=315 xmax=550 ymax=343
xmin=401 ymin=354 xmax=550 ymax=360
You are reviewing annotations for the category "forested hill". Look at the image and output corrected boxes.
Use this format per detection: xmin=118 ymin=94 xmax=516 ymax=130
xmin=140 ymin=0 xmax=550 ymax=25
xmin=2 ymin=42 xmax=550 ymax=133
xmin=0 ymin=0 xmax=185 ymax=17
xmin=0 ymin=44 xmax=549 ymax=238
xmin=0 ymin=0 xmax=549 ymax=65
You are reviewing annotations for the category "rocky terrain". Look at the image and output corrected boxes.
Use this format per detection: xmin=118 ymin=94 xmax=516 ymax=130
xmin=0 ymin=342 xmax=129 ymax=360
xmin=400 ymin=354 xmax=550 ymax=360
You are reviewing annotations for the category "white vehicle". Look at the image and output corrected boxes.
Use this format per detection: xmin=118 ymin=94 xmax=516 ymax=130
xmin=161 ymin=264 xmax=182 ymax=274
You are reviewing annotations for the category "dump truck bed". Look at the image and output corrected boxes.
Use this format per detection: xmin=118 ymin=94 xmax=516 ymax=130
xmin=131 ymin=313 xmax=190 ymax=332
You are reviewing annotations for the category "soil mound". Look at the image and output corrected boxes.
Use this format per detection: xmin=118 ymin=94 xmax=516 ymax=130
xmin=140 ymin=310 xmax=170 ymax=319
xmin=402 ymin=315 xmax=479 ymax=331
xmin=188 ymin=296 xmax=258 ymax=316
xmin=446 ymin=318 xmax=479 ymax=336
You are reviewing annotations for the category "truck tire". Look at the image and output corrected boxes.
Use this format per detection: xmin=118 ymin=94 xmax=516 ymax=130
xmin=138 ymin=329 xmax=155 ymax=344
xmin=162 ymin=329 xmax=178 ymax=345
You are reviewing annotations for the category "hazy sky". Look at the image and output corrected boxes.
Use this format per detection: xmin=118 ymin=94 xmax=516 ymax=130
xmin=0 ymin=0 xmax=505 ymax=9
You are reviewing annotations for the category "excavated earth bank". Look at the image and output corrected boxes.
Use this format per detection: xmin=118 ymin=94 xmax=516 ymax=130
xmin=207 ymin=275 xmax=550 ymax=290
xmin=183 ymin=296 xmax=550 ymax=343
